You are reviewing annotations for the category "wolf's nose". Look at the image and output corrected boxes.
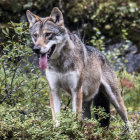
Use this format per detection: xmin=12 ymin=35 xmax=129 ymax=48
xmin=33 ymin=45 xmax=41 ymax=54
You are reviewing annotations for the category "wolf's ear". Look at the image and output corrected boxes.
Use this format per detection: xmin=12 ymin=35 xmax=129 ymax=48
xmin=26 ymin=10 xmax=40 ymax=28
xmin=50 ymin=7 xmax=64 ymax=26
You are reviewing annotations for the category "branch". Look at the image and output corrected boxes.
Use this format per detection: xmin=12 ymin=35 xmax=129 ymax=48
xmin=2 ymin=64 xmax=7 ymax=90
xmin=0 ymin=66 xmax=17 ymax=104
xmin=10 ymin=68 xmax=17 ymax=94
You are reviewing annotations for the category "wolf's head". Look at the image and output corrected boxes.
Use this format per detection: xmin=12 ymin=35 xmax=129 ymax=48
xmin=26 ymin=7 xmax=68 ymax=70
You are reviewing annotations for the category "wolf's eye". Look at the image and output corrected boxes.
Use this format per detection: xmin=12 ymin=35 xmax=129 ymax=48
xmin=45 ymin=33 xmax=52 ymax=38
xmin=33 ymin=33 xmax=38 ymax=39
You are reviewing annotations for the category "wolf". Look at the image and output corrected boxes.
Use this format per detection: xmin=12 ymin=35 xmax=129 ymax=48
xmin=26 ymin=7 xmax=132 ymax=130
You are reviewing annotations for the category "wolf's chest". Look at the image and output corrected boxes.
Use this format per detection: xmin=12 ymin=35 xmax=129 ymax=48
xmin=45 ymin=69 xmax=80 ymax=93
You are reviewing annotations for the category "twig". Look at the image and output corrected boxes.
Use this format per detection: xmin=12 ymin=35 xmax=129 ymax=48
xmin=2 ymin=64 xmax=7 ymax=91
xmin=64 ymin=97 xmax=71 ymax=110
xmin=0 ymin=65 xmax=18 ymax=104
xmin=10 ymin=68 xmax=17 ymax=95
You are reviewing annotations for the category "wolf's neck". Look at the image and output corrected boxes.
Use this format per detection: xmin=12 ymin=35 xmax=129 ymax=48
xmin=67 ymin=31 xmax=87 ymax=66
xmin=48 ymin=31 xmax=87 ymax=72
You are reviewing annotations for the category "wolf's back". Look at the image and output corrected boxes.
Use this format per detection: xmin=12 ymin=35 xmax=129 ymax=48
xmin=86 ymin=45 xmax=106 ymax=64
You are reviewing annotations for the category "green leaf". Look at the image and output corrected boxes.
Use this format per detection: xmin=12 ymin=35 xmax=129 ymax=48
xmin=2 ymin=29 xmax=7 ymax=35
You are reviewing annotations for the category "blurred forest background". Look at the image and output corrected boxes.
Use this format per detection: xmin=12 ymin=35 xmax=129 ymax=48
xmin=0 ymin=0 xmax=140 ymax=139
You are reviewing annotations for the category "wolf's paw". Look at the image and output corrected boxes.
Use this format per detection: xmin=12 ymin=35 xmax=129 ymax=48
xmin=125 ymin=121 xmax=135 ymax=135
xmin=53 ymin=120 xmax=60 ymax=128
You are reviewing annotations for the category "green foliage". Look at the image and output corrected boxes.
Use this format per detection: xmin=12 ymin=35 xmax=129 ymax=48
xmin=90 ymin=26 xmax=130 ymax=70
xmin=0 ymin=0 xmax=52 ymax=13
xmin=0 ymin=22 xmax=49 ymax=115
xmin=0 ymin=16 xmax=140 ymax=140
xmin=0 ymin=104 xmax=140 ymax=139
xmin=60 ymin=0 xmax=140 ymax=49
xmin=117 ymin=70 xmax=140 ymax=110
xmin=1 ymin=0 xmax=140 ymax=49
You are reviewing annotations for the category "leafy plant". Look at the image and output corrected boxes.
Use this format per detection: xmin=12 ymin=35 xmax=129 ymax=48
xmin=0 ymin=21 xmax=140 ymax=139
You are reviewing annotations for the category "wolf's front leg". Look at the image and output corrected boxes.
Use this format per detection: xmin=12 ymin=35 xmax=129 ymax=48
xmin=72 ymin=88 xmax=83 ymax=117
xmin=50 ymin=89 xmax=60 ymax=127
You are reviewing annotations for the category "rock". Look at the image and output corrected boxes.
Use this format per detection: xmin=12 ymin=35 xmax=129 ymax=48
xmin=106 ymin=40 xmax=140 ymax=73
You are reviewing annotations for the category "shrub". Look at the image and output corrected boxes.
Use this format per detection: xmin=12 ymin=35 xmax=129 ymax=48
xmin=0 ymin=22 xmax=140 ymax=140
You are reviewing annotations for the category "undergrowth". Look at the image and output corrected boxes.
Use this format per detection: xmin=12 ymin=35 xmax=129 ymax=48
xmin=0 ymin=22 xmax=140 ymax=140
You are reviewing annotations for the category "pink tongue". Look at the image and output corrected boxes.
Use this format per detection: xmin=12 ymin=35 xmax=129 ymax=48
xmin=39 ymin=53 xmax=48 ymax=70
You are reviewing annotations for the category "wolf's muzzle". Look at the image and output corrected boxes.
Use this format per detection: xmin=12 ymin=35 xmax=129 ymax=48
xmin=33 ymin=45 xmax=41 ymax=54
